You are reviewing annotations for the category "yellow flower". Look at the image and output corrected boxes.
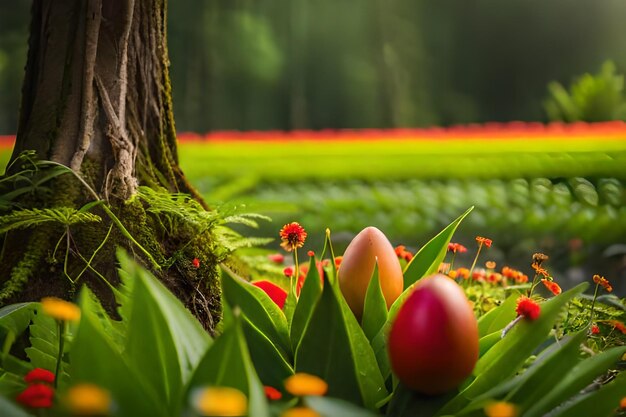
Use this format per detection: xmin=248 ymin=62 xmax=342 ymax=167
xmin=484 ymin=401 xmax=518 ymax=417
xmin=41 ymin=297 xmax=81 ymax=322
xmin=281 ymin=407 xmax=322 ymax=417
xmin=284 ymin=373 xmax=328 ymax=397
xmin=65 ymin=384 xmax=111 ymax=415
xmin=193 ymin=387 xmax=247 ymax=416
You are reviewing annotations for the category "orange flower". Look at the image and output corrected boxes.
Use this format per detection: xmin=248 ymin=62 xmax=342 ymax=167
xmin=485 ymin=261 xmax=496 ymax=269
xmin=280 ymin=222 xmax=307 ymax=251
xmin=608 ymin=320 xmax=626 ymax=334
xmin=307 ymin=250 xmax=315 ymax=257
xmin=541 ymin=279 xmax=561 ymax=296
xmin=516 ymin=273 xmax=529 ymax=284
xmin=475 ymin=236 xmax=493 ymax=248
xmin=456 ymin=268 xmax=470 ymax=280
xmin=516 ymin=296 xmax=540 ymax=320
xmin=484 ymin=401 xmax=519 ymax=417
xmin=64 ymin=384 xmax=111 ymax=416
xmin=531 ymin=263 xmax=550 ymax=278
xmin=334 ymin=256 xmax=343 ymax=268
xmin=41 ymin=297 xmax=81 ymax=322
xmin=394 ymin=245 xmax=413 ymax=262
xmin=593 ymin=275 xmax=613 ymax=292
xmin=284 ymin=373 xmax=328 ymax=396
xmin=192 ymin=387 xmax=247 ymax=416
xmin=281 ymin=407 xmax=322 ymax=417
xmin=620 ymin=397 xmax=626 ymax=410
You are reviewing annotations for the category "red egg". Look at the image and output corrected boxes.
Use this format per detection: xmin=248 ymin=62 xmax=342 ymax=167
xmin=338 ymin=227 xmax=403 ymax=320
xmin=388 ymin=274 xmax=479 ymax=395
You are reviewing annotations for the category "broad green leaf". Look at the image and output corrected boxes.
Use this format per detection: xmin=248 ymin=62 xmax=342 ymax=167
xmin=304 ymin=395 xmax=380 ymax=417
xmin=187 ymin=315 xmax=270 ymax=417
xmin=477 ymin=293 xmax=519 ymax=337
xmin=0 ymin=370 xmax=27 ymax=398
xmin=295 ymin=273 xmax=388 ymax=410
xmin=550 ymin=371 xmax=626 ymax=417
xmin=241 ymin=317 xmax=294 ymax=389
xmin=221 ymin=265 xmax=291 ymax=356
xmin=508 ymin=331 xmax=586 ymax=410
xmin=438 ymin=282 xmax=587 ymax=416
xmin=478 ymin=332 xmax=501 ymax=357
xmin=290 ymin=256 xmax=323 ymax=351
xmin=120 ymin=251 xmax=211 ymax=414
xmin=370 ymin=326 xmax=392 ymax=383
xmin=524 ymin=345 xmax=626 ymax=417
xmin=0 ymin=396 xmax=34 ymax=417
xmin=361 ymin=263 xmax=388 ymax=343
xmin=23 ymin=307 xmax=70 ymax=386
xmin=73 ymin=287 xmax=167 ymax=417
xmin=403 ymin=207 xmax=473 ymax=289
xmin=0 ymin=303 xmax=36 ymax=337
xmin=386 ymin=383 xmax=455 ymax=417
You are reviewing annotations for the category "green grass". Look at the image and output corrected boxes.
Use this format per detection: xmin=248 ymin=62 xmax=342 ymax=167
xmin=179 ymin=138 xmax=626 ymax=182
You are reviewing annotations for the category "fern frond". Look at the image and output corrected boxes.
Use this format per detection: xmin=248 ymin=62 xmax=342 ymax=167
xmin=0 ymin=207 xmax=101 ymax=235
xmin=223 ymin=212 xmax=272 ymax=229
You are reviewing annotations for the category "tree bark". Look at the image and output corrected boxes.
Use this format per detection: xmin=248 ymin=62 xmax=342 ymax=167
xmin=2 ymin=0 xmax=220 ymax=332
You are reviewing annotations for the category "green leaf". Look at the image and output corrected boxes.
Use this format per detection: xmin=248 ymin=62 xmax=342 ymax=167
xmin=403 ymin=207 xmax=473 ymax=289
xmin=550 ymin=371 xmax=626 ymax=417
xmin=290 ymin=256 xmax=323 ymax=352
xmin=241 ymin=317 xmax=294 ymax=389
xmin=438 ymin=282 xmax=587 ymax=416
xmin=119 ymin=250 xmax=212 ymax=414
xmin=524 ymin=345 xmax=626 ymax=417
xmin=0 ymin=303 xmax=37 ymax=336
xmin=187 ymin=315 xmax=270 ymax=417
xmin=221 ymin=265 xmax=291 ymax=357
xmin=73 ymin=287 xmax=167 ymax=417
xmin=361 ymin=263 xmax=388 ymax=343
xmin=0 ymin=396 xmax=35 ymax=417
xmin=295 ymin=274 xmax=388 ymax=409
xmin=478 ymin=332 xmax=501 ymax=357
xmin=304 ymin=395 xmax=380 ymax=417
xmin=386 ymin=383 xmax=456 ymax=417
xmin=477 ymin=293 xmax=519 ymax=337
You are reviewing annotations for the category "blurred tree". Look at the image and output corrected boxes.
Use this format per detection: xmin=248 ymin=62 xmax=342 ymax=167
xmin=544 ymin=61 xmax=626 ymax=122
xmin=2 ymin=0 xmax=218 ymax=330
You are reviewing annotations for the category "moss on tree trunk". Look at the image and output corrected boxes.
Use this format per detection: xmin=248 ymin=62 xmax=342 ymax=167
xmin=1 ymin=0 xmax=221 ymax=332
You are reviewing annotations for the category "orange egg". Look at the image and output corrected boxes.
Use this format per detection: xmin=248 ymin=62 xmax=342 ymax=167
xmin=388 ymin=274 xmax=479 ymax=395
xmin=338 ymin=227 xmax=403 ymax=320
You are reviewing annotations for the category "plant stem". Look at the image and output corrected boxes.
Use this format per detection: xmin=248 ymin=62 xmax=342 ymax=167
xmin=467 ymin=242 xmax=483 ymax=286
xmin=589 ymin=283 xmax=600 ymax=324
xmin=528 ymin=274 xmax=540 ymax=297
xmin=293 ymin=245 xmax=300 ymax=297
xmin=54 ymin=321 xmax=65 ymax=388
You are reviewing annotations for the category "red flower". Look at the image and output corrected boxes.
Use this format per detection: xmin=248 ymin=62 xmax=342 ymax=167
xmin=16 ymin=384 xmax=54 ymax=408
xmin=475 ymin=236 xmax=493 ymax=248
xmin=253 ymin=281 xmax=288 ymax=309
xmin=192 ymin=258 xmax=200 ymax=269
xmin=448 ymin=243 xmax=468 ymax=253
xmin=516 ymin=296 xmax=540 ymax=320
xmin=591 ymin=324 xmax=600 ymax=335
xmin=24 ymin=368 xmax=55 ymax=385
xmin=334 ymin=256 xmax=343 ymax=268
xmin=307 ymin=250 xmax=315 ymax=257
xmin=263 ymin=386 xmax=282 ymax=401
xmin=283 ymin=267 xmax=294 ymax=278
xmin=268 ymin=253 xmax=285 ymax=264
xmin=279 ymin=222 xmax=307 ymax=251
xmin=541 ymin=279 xmax=561 ymax=296
xmin=394 ymin=245 xmax=414 ymax=262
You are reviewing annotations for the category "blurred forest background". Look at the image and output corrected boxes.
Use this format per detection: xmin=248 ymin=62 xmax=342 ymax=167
xmin=3 ymin=0 xmax=626 ymax=133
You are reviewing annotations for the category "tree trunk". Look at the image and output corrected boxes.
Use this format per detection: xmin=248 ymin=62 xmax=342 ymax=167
xmin=1 ymin=0 xmax=220 ymax=332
